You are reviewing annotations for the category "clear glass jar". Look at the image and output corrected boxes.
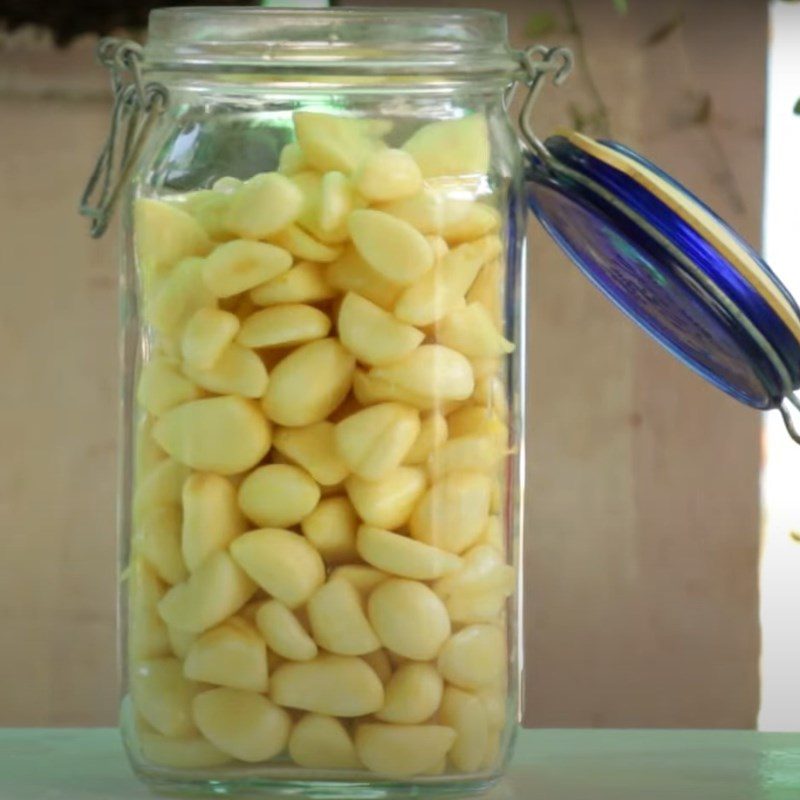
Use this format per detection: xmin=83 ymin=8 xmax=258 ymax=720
xmin=116 ymin=7 xmax=528 ymax=797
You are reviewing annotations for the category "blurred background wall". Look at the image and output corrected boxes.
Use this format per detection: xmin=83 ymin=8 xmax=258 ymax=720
xmin=0 ymin=0 xmax=766 ymax=728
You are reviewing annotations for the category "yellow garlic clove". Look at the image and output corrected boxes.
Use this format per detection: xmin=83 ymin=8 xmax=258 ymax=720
xmin=139 ymin=730 xmax=233 ymax=768
xmin=300 ymin=496 xmax=359 ymax=565
xmin=357 ymin=525 xmax=462 ymax=581
xmin=334 ymin=402 xmax=420 ymax=481
xmin=345 ymin=466 xmax=427 ymax=530
xmin=237 ymin=304 xmax=331 ymax=349
xmin=352 ymin=369 xmax=430 ymax=409
xmin=480 ymin=515 xmax=506 ymax=555
xmin=211 ymin=176 xmax=243 ymax=195
xmin=378 ymin=189 xmax=445 ymax=235
xmin=182 ymin=342 xmax=268 ymax=399
xmin=427 ymin=434 xmax=503 ymax=480
xmin=446 ymin=404 xmax=507 ymax=444
xmin=307 ymin=577 xmax=381 ymax=656
xmin=355 ymin=148 xmax=423 ymax=203
xmin=289 ymin=714 xmax=362 ymax=770
xmin=270 ymin=224 xmax=342 ymax=263
xmin=137 ymin=357 xmax=201 ymax=416
xmin=149 ymin=257 xmax=217 ymax=340
xmin=129 ymin=559 xmax=171 ymax=660
xmin=134 ymin=198 xmax=212 ymax=284
xmin=367 ymin=578 xmax=451 ymax=660
xmin=133 ymin=458 xmax=189 ymax=521
xmin=433 ymin=543 xmax=513 ymax=600
xmin=153 ymin=396 xmax=271 ymax=475
xmin=369 ymin=345 xmax=474 ymax=406
xmin=348 ymin=209 xmax=434 ymax=285
xmin=293 ymin=111 xmax=376 ymax=174
xmin=326 ymin=247 xmax=403 ymax=310
xmin=394 ymin=235 xmax=502 ymax=326
xmin=192 ymin=687 xmax=291 ymax=763
xmin=202 ymin=239 xmax=293 ymax=298
xmin=270 ymin=654 xmax=385 ymax=716
xmin=354 ymin=723 xmax=456 ymax=778
xmin=403 ymin=412 xmax=448 ymax=465
xmin=441 ymin=200 xmax=501 ymax=244
xmin=319 ymin=170 xmax=354 ymax=234
xmin=466 ymin=257 xmax=502 ymax=324
xmin=476 ymin=682 xmax=507 ymax=731
xmin=131 ymin=657 xmax=201 ymax=737
xmin=158 ymin=551 xmax=257 ymax=634
xmin=137 ymin=505 xmax=187 ymax=585
xmin=338 ymin=292 xmax=424 ymax=366
xmin=274 ymin=422 xmax=350 ymax=487
xmin=225 ymin=172 xmax=304 ymax=239
xmin=402 ymin=115 xmax=489 ymax=178
xmin=181 ymin=472 xmax=247 ymax=572
xmin=436 ymin=303 xmax=514 ymax=358
xmin=255 ymin=600 xmax=318 ymax=662
xmin=410 ymin=471 xmax=491 ymax=554
xmin=375 ymin=662 xmax=443 ymax=725
xmin=262 ymin=338 xmax=355 ymax=427
xmin=181 ymin=308 xmax=240 ymax=370
xmin=230 ymin=528 xmax=325 ymax=609
xmin=184 ymin=617 xmax=268 ymax=693
xmin=238 ymin=464 xmax=320 ymax=528
xmin=167 ymin=625 xmax=197 ymax=660
xmin=250 ymin=261 xmax=337 ymax=306
xmin=439 ymin=686 xmax=489 ymax=773
xmin=329 ymin=564 xmax=389 ymax=598
xmin=437 ymin=624 xmax=506 ymax=690
xmin=181 ymin=189 xmax=231 ymax=241
xmin=278 ymin=142 xmax=307 ymax=175
xmin=135 ymin=417 xmax=167 ymax=483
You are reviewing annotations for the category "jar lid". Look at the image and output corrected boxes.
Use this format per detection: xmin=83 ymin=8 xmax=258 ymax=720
xmin=527 ymin=130 xmax=800 ymax=431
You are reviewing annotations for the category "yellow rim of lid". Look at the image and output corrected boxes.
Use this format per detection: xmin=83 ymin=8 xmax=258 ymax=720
xmin=561 ymin=130 xmax=800 ymax=347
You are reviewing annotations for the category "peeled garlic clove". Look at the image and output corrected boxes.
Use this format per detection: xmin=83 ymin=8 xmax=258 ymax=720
xmin=439 ymin=686 xmax=489 ymax=772
xmin=403 ymin=412 xmax=448 ymax=465
xmin=131 ymin=657 xmax=201 ymax=737
xmin=289 ymin=714 xmax=361 ymax=770
xmin=149 ymin=257 xmax=217 ymax=340
xmin=293 ymin=111 xmax=375 ymax=174
xmin=335 ymin=402 xmax=420 ymax=481
xmin=329 ymin=564 xmax=389 ymax=598
xmin=238 ymin=464 xmax=320 ymax=528
xmin=437 ymin=624 xmax=506 ymax=690
xmin=348 ymin=209 xmax=434 ymax=285
xmin=338 ymin=292 xmax=424 ymax=366
xmin=355 ymin=148 xmax=423 ymax=203
xmin=256 ymin=600 xmax=318 ymax=662
xmin=137 ymin=357 xmax=201 ymax=416
xmin=153 ymin=396 xmax=271 ymax=475
xmin=158 ymin=551 xmax=257 ymax=633
xmin=278 ymin=142 xmax=307 ymax=175
xmin=427 ymin=434 xmax=503 ymax=480
xmin=326 ymin=247 xmax=403 ymax=310
xmin=250 ymin=261 xmax=336 ymax=306
xmin=202 ymin=239 xmax=293 ymax=298
xmin=273 ymin=421 xmax=350 ymax=487
xmin=135 ymin=198 xmax=212 ymax=283
xmin=230 ymin=528 xmax=325 ymax=609
xmin=181 ymin=308 xmax=240 ymax=370
xmin=133 ymin=458 xmax=189 ymax=521
xmin=184 ymin=617 xmax=268 ymax=692
xmin=355 ymin=723 xmax=456 ymax=778
xmin=225 ymin=172 xmax=304 ymax=239
xmin=307 ymin=577 xmax=381 ymax=656
xmin=271 ymin=224 xmax=342 ymax=263
xmin=262 ymin=338 xmax=355 ymax=427
xmin=357 ymin=525 xmax=462 ymax=581
xmin=436 ymin=303 xmax=513 ymax=358
xmin=237 ymin=303 xmax=330 ymax=349
xmin=319 ymin=170 xmax=353 ymax=234
xmin=182 ymin=342 xmax=268 ymax=399
xmin=352 ymin=369 xmax=430 ymax=409
xmin=192 ymin=687 xmax=291 ymax=763
xmin=270 ymin=654 xmax=385 ymax=717
xmin=138 ymin=730 xmax=233 ymax=768
xmin=402 ymin=115 xmax=489 ymax=177
xmin=300 ymin=496 xmax=359 ymax=565
xmin=137 ymin=505 xmax=187 ymax=585
xmin=129 ymin=559 xmax=171 ymax=660
xmin=375 ymin=662 xmax=444 ymax=725
xmin=345 ymin=467 xmax=427 ymax=530
xmin=369 ymin=345 xmax=474 ymax=405
xmin=410 ymin=471 xmax=491 ymax=554
xmin=367 ymin=578 xmax=451 ymax=660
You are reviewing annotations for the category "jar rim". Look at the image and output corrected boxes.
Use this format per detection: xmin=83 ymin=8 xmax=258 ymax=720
xmin=144 ymin=6 xmax=522 ymax=76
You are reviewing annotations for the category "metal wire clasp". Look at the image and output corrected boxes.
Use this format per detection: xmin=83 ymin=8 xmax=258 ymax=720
xmin=79 ymin=38 xmax=168 ymax=238
xmin=779 ymin=393 xmax=800 ymax=445
xmin=518 ymin=45 xmax=574 ymax=166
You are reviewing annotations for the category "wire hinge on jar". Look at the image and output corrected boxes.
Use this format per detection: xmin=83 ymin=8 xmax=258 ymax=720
xmin=79 ymin=38 xmax=168 ymax=238
xmin=779 ymin=393 xmax=800 ymax=444
xmin=518 ymin=45 xmax=574 ymax=168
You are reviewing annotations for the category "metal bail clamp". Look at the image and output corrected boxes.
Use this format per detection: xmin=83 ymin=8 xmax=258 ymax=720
xmin=79 ymin=38 xmax=168 ymax=238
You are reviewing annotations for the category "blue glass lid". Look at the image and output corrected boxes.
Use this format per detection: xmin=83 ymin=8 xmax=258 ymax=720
xmin=526 ymin=131 xmax=800 ymax=433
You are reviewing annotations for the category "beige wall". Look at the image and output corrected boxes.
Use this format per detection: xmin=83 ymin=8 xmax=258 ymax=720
xmin=0 ymin=0 xmax=765 ymax=728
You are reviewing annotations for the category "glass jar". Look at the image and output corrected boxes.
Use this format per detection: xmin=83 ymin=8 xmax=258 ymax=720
xmin=106 ymin=8 xmax=529 ymax=797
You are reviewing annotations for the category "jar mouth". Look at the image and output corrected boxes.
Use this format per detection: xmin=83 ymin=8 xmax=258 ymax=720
xmin=144 ymin=6 xmax=522 ymax=76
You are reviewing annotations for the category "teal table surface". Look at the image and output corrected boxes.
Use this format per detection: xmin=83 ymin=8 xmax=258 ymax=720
xmin=1 ymin=728 xmax=800 ymax=800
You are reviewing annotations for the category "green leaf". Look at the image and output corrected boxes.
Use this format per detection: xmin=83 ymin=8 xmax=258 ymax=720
xmin=613 ymin=0 xmax=629 ymax=14
xmin=525 ymin=12 xmax=556 ymax=37
xmin=794 ymin=97 xmax=800 ymax=115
